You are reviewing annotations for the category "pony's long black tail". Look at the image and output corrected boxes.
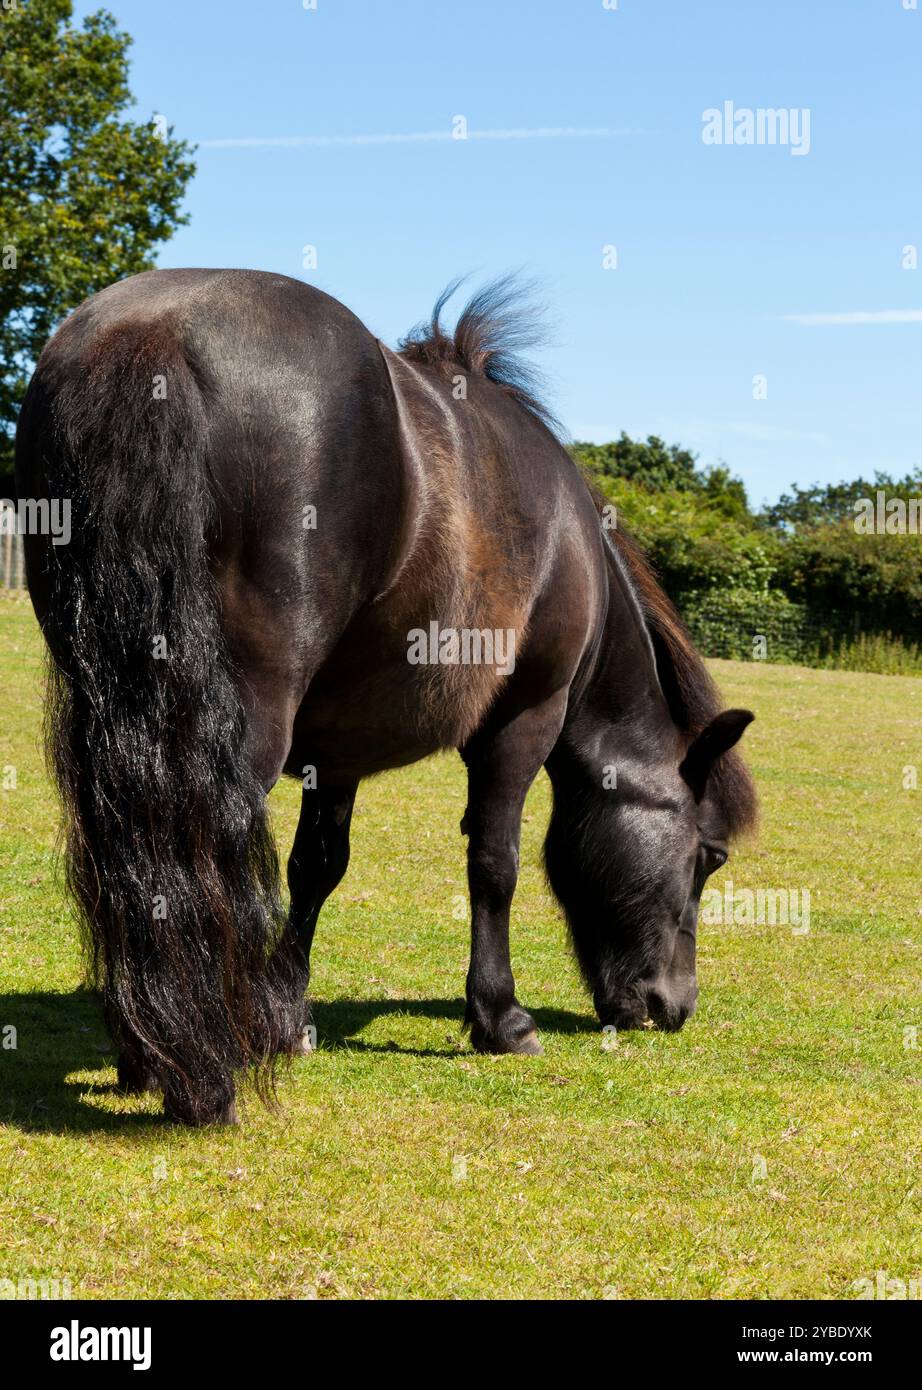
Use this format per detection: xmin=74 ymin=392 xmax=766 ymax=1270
xmin=24 ymin=320 xmax=299 ymax=1123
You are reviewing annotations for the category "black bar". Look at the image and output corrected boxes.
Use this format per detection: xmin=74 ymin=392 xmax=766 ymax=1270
xmin=5 ymin=1297 xmax=913 ymax=1376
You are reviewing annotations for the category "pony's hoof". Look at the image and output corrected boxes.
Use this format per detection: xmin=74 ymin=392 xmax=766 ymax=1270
xmin=293 ymin=1026 xmax=315 ymax=1057
xmin=470 ymin=1022 xmax=543 ymax=1056
xmin=163 ymin=1092 xmax=238 ymax=1127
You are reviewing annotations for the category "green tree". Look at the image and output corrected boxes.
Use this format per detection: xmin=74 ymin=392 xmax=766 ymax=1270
xmin=591 ymin=473 xmax=778 ymax=598
xmin=763 ymin=470 xmax=922 ymax=530
xmin=0 ymin=0 xmax=195 ymax=493
xmin=700 ymin=462 xmax=751 ymax=521
xmin=571 ymin=433 xmax=702 ymax=492
xmin=572 ymin=431 xmax=922 ymax=649
xmin=773 ymin=522 xmax=922 ymax=637
xmin=571 ymin=433 xmax=751 ymax=517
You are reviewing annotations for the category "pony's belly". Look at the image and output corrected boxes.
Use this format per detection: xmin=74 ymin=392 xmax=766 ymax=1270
xmin=286 ymin=702 xmax=446 ymax=781
xmin=288 ymin=649 xmax=512 ymax=781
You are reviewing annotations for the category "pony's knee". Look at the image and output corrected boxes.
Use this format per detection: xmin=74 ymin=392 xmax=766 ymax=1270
xmin=468 ymin=843 xmax=519 ymax=905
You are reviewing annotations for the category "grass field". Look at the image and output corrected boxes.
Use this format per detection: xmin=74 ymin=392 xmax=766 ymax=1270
xmin=1 ymin=594 xmax=920 ymax=1300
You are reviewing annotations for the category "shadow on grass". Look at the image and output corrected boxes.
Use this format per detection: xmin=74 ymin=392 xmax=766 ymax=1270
xmin=0 ymin=989 xmax=597 ymax=1133
xmin=0 ymin=987 xmax=172 ymax=1135
xmin=309 ymin=996 xmax=597 ymax=1055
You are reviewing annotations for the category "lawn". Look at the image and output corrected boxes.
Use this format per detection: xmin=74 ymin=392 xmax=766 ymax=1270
xmin=0 ymin=594 xmax=919 ymax=1300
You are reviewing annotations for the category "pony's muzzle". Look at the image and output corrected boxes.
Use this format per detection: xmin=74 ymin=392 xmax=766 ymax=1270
xmin=645 ymin=982 xmax=698 ymax=1032
xmin=597 ymin=977 xmax=698 ymax=1033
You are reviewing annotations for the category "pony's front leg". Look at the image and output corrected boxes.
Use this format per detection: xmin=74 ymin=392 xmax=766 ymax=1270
xmin=461 ymin=694 xmax=567 ymax=1055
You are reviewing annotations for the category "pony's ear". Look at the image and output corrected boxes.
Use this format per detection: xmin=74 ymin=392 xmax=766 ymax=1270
xmin=680 ymin=709 xmax=755 ymax=802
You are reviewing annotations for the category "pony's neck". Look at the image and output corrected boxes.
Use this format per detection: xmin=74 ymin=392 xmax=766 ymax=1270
xmin=549 ymin=534 xmax=678 ymax=792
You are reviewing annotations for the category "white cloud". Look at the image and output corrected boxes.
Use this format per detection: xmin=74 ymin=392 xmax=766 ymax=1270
xmin=781 ymin=309 xmax=922 ymax=325
xmin=198 ymin=127 xmax=639 ymax=149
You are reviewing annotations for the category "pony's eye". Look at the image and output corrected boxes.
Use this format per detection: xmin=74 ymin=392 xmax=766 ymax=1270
xmin=702 ymin=845 xmax=728 ymax=874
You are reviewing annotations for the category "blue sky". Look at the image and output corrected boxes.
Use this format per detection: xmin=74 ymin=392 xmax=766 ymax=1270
xmin=76 ymin=0 xmax=921 ymax=506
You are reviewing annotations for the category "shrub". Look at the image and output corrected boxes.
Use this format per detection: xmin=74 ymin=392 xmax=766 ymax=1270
xmin=681 ymin=589 xmax=812 ymax=663
xmin=589 ymin=476 xmax=779 ymax=597
xmin=683 ymin=590 xmax=922 ymax=675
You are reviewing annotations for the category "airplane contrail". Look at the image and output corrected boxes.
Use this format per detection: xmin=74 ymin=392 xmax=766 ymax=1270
xmin=198 ymin=126 xmax=640 ymax=149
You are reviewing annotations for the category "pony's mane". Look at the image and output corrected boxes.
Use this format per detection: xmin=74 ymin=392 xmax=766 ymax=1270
xmin=400 ymin=279 xmax=756 ymax=835
xmin=596 ymin=496 xmax=758 ymax=836
xmin=398 ymin=276 xmax=560 ymax=432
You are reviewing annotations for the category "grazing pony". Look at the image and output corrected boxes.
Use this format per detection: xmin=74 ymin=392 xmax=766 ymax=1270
xmin=16 ymin=272 xmax=756 ymax=1125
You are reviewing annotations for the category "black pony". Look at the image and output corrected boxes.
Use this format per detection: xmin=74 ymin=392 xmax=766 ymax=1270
xmin=16 ymin=271 xmax=756 ymax=1125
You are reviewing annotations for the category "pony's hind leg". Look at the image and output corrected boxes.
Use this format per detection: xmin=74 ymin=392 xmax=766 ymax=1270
xmin=163 ymin=1070 xmax=239 ymax=1126
xmin=461 ymin=693 xmax=568 ymax=1055
xmin=116 ymin=1032 xmax=162 ymax=1094
xmin=274 ymin=782 xmax=358 ymax=1055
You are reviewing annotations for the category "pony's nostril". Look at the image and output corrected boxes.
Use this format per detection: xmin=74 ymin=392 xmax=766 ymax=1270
xmin=645 ymin=990 xmax=669 ymax=1025
xmin=645 ymin=987 xmax=694 ymax=1032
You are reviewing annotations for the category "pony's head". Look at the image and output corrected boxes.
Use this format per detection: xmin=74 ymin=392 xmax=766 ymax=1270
xmin=544 ymin=515 xmax=758 ymax=1033
xmin=545 ymin=707 xmax=755 ymax=1032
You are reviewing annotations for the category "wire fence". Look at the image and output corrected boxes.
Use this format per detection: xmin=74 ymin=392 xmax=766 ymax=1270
xmin=684 ymin=605 xmax=856 ymax=664
xmin=685 ymin=601 xmax=922 ymax=674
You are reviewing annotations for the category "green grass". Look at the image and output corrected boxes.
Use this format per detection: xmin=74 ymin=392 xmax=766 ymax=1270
xmin=1 ymin=593 xmax=920 ymax=1300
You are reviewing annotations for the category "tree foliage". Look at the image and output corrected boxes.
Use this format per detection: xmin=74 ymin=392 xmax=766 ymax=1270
xmin=763 ymin=471 xmax=922 ymax=530
xmin=590 ymin=473 xmax=778 ymax=596
xmin=572 ymin=434 xmax=702 ymax=492
xmin=774 ymin=523 xmax=922 ymax=636
xmin=572 ymin=433 xmax=922 ymax=642
xmin=0 ymin=0 xmax=195 ymax=489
